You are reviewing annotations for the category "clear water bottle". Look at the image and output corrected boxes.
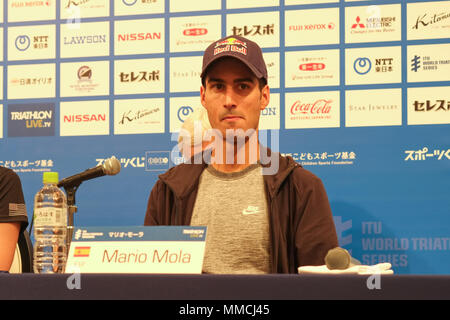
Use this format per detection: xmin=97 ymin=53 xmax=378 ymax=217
xmin=33 ymin=172 xmax=68 ymax=273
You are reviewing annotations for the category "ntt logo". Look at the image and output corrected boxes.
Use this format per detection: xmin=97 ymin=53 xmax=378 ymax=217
xmin=145 ymin=151 xmax=171 ymax=171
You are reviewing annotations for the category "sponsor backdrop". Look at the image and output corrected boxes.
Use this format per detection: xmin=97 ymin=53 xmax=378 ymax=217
xmin=0 ymin=0 xmax=449 ymax=274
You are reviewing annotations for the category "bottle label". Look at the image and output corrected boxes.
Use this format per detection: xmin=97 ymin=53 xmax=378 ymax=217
xmin=34 ymin=207 xmax=67 ymax=227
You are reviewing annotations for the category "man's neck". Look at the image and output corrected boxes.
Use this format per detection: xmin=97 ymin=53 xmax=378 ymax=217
xmin=210 ymin=138 xmax=260 ymax=173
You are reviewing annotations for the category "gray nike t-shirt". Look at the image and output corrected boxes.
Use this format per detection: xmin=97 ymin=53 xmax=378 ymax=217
xmin=190 ymin=164 xmax=272 ymax=274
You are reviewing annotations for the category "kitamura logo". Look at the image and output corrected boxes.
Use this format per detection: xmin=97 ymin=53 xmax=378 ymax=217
xmin=65 ymin=0 xmax=107 ymax=10
xmin=65 ymin=0 xmax=91 ymax=8
xmin=8 ymin=103 xmax=55 ymax=137
xmin=118 ymin=107 xmax=161 ymax=125
xmin=412 ymin=12 xmax=450 ymax=30
xmin=408 ymin=2 xmax=450 ymax=40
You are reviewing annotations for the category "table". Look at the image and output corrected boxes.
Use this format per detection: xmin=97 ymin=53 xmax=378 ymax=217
xmin=1 ymin=274 xmax=449 ymax=300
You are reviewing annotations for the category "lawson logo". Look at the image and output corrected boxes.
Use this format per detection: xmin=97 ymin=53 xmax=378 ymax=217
xmin=63 ymin=34 xmax=107 ymax=45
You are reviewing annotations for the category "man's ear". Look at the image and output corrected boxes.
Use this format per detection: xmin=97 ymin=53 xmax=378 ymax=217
xmin=200 ymin=85 xmax=206 ymax=108
xmin=260 ymin=85 xmax=270 ymax=111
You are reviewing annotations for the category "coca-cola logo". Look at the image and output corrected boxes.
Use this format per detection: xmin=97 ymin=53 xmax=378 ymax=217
xmin=183 ymin=28 xmax=208 ymax=36
xmin=290 ymin=99 xmax=332 ymax=115
xmin=299 ymin=63 xmax=325 ymax=71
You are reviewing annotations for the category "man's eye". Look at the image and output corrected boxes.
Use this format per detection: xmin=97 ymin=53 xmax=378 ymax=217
xmin=212 ymin=83 xmax=224 ymax=90
xmin=238 ymin=83 xmax=250 ymax=90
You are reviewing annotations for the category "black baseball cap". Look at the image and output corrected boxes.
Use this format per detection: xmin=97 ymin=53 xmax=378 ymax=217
xmin=201 ymin=35 xmax=268 ymax=84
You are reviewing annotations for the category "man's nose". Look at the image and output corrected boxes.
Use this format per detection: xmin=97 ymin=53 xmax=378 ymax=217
xmin=224 ymin=87 xmax=237 ymax=110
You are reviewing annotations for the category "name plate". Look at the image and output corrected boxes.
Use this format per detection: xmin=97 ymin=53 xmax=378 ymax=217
xmin=65 ymin=226 xmax=207 ymax=274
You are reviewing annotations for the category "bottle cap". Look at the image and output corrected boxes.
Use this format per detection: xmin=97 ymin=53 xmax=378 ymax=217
xmin=43 ymin=172 xmax=59 ymax=184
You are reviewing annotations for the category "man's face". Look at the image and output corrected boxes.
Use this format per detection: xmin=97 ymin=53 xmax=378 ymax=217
xmin=200 ymin=57 xmax=270 ymax=139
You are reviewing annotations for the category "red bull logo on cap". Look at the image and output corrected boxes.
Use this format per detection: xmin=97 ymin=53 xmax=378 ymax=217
xmin=213 ymin=37 xmax=247 ymax=56
xmin=214 ymin=37 xmax=247 ymax=48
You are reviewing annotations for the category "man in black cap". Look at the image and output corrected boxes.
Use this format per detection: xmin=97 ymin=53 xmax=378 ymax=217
xmin=145 ymin=35 xmax=338 ymax=274
xmin=0 ymin=167 xmax=28 ymax=272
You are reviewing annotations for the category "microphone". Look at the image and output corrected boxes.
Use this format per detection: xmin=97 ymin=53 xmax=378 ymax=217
xmin=325 ymin=247 xmax=360 ymax=270
xmin=57 ymin=156 xmax=121 ymax=188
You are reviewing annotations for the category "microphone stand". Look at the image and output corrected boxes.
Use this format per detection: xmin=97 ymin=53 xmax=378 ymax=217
xmin=62 ymin=182 xmax=81 ymax=252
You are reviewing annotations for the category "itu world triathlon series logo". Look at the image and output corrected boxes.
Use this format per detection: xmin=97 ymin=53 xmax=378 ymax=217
xmin=411 ymin=55 xmax=421 ymax=72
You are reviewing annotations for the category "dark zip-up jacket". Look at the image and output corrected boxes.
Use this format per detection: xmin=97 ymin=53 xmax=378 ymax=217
xmin=144 ymin=149 xmax=338 ymax=273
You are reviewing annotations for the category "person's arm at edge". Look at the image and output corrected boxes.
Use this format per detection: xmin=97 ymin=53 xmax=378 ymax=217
xmin=294 ymin=169 xmax=339 ymax=267
xmin=144 ymin=180 xmax=163 ymax=226
xmin=0 ymin=222 xmax=20 ymax=272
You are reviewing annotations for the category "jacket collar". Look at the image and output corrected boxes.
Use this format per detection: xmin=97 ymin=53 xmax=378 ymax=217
xmin=158 ymin=146 xmax=298 ymax=200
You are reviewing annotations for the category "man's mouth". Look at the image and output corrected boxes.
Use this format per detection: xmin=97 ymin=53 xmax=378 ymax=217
xmin=222 ymin=114 xmax=243 ymax=121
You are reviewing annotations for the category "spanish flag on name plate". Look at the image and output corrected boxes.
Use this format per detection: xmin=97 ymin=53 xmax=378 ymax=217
xmin=73 ymin=247 xmax=91 ymax=257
